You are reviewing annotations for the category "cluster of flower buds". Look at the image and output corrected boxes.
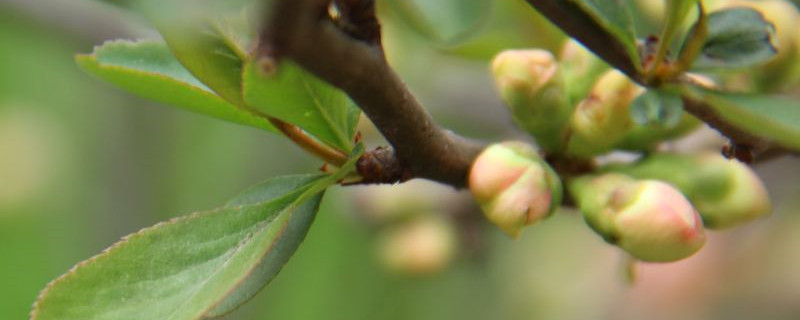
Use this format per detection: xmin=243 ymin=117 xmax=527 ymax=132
xmin=608 ymin=152 xmax=771 ymax=229
xmin=469 ymin=142 xmax=562 ymax=238
xmin=570 ymin=174 xmax=706 ymax=262
xmin=492 ymin=43 xmax=702 ymax=159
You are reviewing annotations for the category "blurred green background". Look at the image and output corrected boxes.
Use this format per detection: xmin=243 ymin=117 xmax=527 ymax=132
xmin=2 ymin=0 xmax=800 ymax=319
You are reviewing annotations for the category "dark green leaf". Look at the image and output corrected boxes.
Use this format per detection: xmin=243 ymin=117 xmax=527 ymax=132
xmin=630 ymin=89 xmax=684 ymax=128
xmin=383 ymin=0 xmax=493 ymax=45
xmin=690 ymin=8 xmax=777 ymax=69
xmin=242 ymin=60 xmax=360 ymax=152
xmin=76 ymin=40 xmax=275 ymax=132
xmin=687 ymin=88 xmax=800 ymax=150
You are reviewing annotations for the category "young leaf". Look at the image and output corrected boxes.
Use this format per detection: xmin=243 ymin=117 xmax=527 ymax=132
xmin=687 ymin=88 xmax=800 ymax=150
xmin=76 ymin=40 xmax=275 ymax=132
xmin=523 ymin=0 xmax=642 ymax=80
xmin=243 ymin=60 xmax=360 ymax=152
xmin=690 ymin=8 xmax=777 ymax=69
xmin=384 ymin=0 xmax=493 ymax=45
xmin=629 ymin=89 xmax=684 ymax=128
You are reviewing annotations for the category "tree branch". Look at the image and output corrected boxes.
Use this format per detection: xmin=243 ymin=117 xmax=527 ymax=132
xmin=520 ymin=0 xmax=642 ymax=82
xmin=681 ymin=96 xmax=795 ymax=163
xmin=258 ymin=0 xmax=484 ymax=188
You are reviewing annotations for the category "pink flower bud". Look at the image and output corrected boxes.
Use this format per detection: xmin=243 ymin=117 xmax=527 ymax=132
xmin=572 ymin=174 xmax=706 ymax=262
xmin=469 ymin=142 xmax=562 ymax=238
xmin=609 ymin=180 xmax=706 ymax=262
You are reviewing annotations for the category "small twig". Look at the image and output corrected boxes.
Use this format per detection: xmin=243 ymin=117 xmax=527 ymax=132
xmin=268 ymin=118 xmax=349 ymax=167
xmin=259 ymin=0 xmax=484 ymax=188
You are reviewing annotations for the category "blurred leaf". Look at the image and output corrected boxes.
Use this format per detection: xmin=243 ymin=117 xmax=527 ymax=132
xmin=383 ymin=0 xmax=493 ymax=45
xmin=243 ymin=60 xmax=360 ymax=152
xmin=440 ymin=0 xmax=565 ymax=60
xmin=630 ymin=89 xmax=684 ymax=128
xmin=139 ymin=3 xmax=251 ymax=107
xmin=690 ymin=8 xmax=777 ymax=69
xmin=687 ymin=88 xmax=800 ymax=150
xmin=76 ymin=40 xmax=275 ymax=132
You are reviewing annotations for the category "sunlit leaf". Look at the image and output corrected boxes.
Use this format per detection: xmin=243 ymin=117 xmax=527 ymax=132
xmin=690 ymin=8 xmax=777 ymax=69
xmin=76 ymin=40 xmax=275 ymax=132
xmin=242 ymin=60 xmax=360 ymax=152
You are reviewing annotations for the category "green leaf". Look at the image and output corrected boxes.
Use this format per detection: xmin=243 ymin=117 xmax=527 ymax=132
xmin=690 ymin=8 xmax=777 ymax=69
xmin=383 ymin=0 xmax=493 ymax=45
xmin=687 ymin=88 xmax=800 ymax=150
xmin=76 ymin=40 xmax=275 ymax=132
xmin=629 ymin=89 xmax=684 ymax=128
xmin=137 ymin=2 xmax=252 ymax=107
xmin=243 ymin=60 xmax=360 ymax=152
xmin=31 ymin=144 xmax=364 ymax=320
xmin=31 ymin=174 xmax=324 ymax=320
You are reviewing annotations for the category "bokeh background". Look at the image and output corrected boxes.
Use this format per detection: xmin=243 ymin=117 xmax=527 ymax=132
xmin=2 ymin=0 xmax=800 ymax=319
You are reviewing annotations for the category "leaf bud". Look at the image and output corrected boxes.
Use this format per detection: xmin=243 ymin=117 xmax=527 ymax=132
xmin=571 ymin=174 xmax=706 ymax=262
xmin=469 ymin=142 xmax=562 ymax=238
xmin=491 ymin=50 xmax=572 ymax=152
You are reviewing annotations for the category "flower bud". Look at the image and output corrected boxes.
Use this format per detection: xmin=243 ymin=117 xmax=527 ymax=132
xmin=469 ymin=142 xmax=562 ymax=238
xmin=375 ymin=216 xmax=457 ymax=275
xmin=491 ymin=50 xmax=572 ymax=152
xmin=691 ymin=154 xmax=771 ymax=229
xmin=567 ymin=70 xmax=644 ymax=157
xmin=559 ymin=39 xmax=608 ymax=102
xmin=607 ymin=152 xmax=772 ymax=229
xmin=571 ymin=174 xmax=706 ymax=262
